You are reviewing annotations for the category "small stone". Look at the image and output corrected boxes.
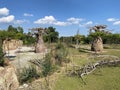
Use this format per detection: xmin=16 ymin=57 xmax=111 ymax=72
xmin=23 ymin=84 xmax=29 ymax=88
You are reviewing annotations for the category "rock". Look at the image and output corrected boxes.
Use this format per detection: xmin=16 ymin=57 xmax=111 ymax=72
xmin=91 ymin=37 xmax=103 ymax=52
xmin=18 ymin=84 xmax=29 ymax=89
xmin=3 ymin=39 xmax=23 ymax=51
xmin=0 ymin=66 xmax=19 ymax=90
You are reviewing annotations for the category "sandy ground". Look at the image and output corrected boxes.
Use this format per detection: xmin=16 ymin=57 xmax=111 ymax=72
xmin=6 ymin=46 xmax=46 ymax=69
xmin=5 ymin=46 xmax=35 ymax=57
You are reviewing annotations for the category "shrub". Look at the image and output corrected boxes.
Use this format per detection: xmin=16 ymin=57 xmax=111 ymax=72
xmin=55 ymin=42 xmax=64 ymax=49
xmin=19 ymin=66 xmax=39 ymax=84
xmin=42 ymin=53 xmax=58 ymax=77
xmin=29 ymin=53 xmax=58 ymax=78
xmin=54 ymin=42 xmax=70 ymax=66
xmin=0 ymin=47 xmax=5 ymax=66
xmin=42 ymin=53 xmax=52 ymax=77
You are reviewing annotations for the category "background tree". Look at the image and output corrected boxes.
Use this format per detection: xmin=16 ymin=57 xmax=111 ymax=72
xmin=7 ymin=25 xmax=18 ymax=33
xmin=0 ymin=25 xmax=36 ymax=45
xmin=73 ymin=30 xmax=86 ymax=49
xmin=60 ymin=36 xmax=75 ymax=45
xmin=0 ymin=30 xmax=8 ymax=43
xmin=17 ymin=26 xmax=24 ymax=34
xmin=43 ymin=26 xmax=59 ymax=43
xmin=75 ymin=30 xmax=81 ymax=44
xmin=23 ymin=32 xmax=36 ymax=45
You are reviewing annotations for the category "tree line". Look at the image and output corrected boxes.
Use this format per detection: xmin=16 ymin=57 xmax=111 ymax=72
xmin=60 ymin=32 xmax=120 ymax=45
xmin=0 ymin=25 xmax=120 ymax=45
xmin=0 ymin=25 xmax=59 ymax=45
xmin=0 ymin=25 xmax=35 ymax=45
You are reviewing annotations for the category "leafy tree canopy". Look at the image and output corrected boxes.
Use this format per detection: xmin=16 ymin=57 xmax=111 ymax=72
xmin=43 ymin=26 xmax=59 ymax=43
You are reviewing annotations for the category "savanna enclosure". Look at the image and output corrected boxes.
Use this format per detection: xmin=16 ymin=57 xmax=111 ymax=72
xmin=0 ymin=25 xmax=120 ymax=90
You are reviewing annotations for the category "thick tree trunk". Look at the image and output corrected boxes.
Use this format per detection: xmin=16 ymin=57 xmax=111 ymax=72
xmin=35 ymin=35 xmax=46 ymax=53
xmin=91 ymin=37 xmax=103 ymax=52
xmin=29 ymin=28 xmax=46 ymax=53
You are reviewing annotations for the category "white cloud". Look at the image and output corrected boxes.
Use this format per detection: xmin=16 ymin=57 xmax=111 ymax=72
xmin=24 ymin=13 xmax=33 ymax=17
xmin=34 ymin=16 xmax=56 ymax=24
xmin=86 ymin=21 xmax=93 ymax=25
xmin=79 ymin=21 xmax=93 ymax=27
xmin=0 ymin=15 xmax=14 ymax=23
xmin=0 ymin=7 xmax=9 ymax=16
xmin=67 ymin=17 xmax=83 ymax=24
xmin=14 ymin=19 xmax=29 ymax=24
xmin=54 ymin=21 xmax=68 ymax=26
xmin=107 ymin=18 xmax=118 ymax=22
xmin=107 ymin=18 xmax=120 ymax=26
xmin=34 ymin=16 xmax=68 ymax=26
xmin=113 ymin=21 xmax=120 ymax=25
xmin=34 ymin=16 xmax=88 ymax=26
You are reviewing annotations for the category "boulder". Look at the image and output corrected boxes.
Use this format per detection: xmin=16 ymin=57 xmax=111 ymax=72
xmin=3 ymin=39 xmax=23 ymax=51
xmin=91 ymin=37 xmax=103 ymax=52
xmin=0 ymin=66 xmax=19 ymax=90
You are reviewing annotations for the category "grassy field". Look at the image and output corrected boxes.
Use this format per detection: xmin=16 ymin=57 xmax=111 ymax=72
xmin=54 ymin=44 xmax=120 ymax=90
xmin=68 ymin=45 xmax=120 ymax=65
xmin=54 ymin=66 xmax=120 ymax=90
xmin=24 ymin=44 xmax=120 ymax=90
xmin=103 ymin=49 xmax=120 ymax=58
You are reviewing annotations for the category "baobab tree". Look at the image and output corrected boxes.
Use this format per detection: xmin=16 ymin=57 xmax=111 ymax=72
xmin=29 ymin=28 xmax=46 ymax=53
xmin=89 ymin=25 xmax=111 ymax=52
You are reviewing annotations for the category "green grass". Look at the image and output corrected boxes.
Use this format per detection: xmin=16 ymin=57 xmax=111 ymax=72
xmin=103 ymin=49 xmax=120 ymax=58
xmin=69 ymin=46 xmax=120 ymax=65
xmin=54 ymin=44 xmax=120 ymax=90
xmin=54 ymin=66 xmax=120 ymax=90
xmin=68 ymin=47 xmax=91 ymax=65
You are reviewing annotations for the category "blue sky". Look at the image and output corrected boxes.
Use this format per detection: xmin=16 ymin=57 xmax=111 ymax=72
xmin=0 ymin=0 xmax=120 ymax=36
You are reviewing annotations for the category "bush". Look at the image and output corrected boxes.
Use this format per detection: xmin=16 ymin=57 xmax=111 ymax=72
xmin=55 ymin=42 xmax=64 ymax=49
xmin=29 ymin=53 xmax=58 ymax=78
xmin=54 ymin=42 xmax=69 ymax=66
xmin=42 ymin=53 xmax=58 ymax=77
xmin=19 ymin=66 xmax=39 ymax=84
xmin=42 ymin=53 xmax=52 ymax=77
xmin=0 ymin=47 xmax=5 ymax=66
